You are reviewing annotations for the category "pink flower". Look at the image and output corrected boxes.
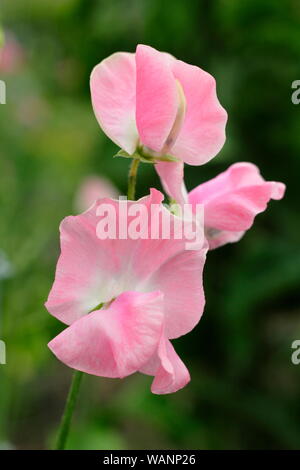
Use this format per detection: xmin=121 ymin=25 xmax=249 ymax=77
xmin=188 ymin=162 xmax=286 ymax=249
xmin=46 ymin=189 xmax=207 ymax=394
xmin=90 ymin=44 xmax=227 ymax=204
xmin=0 ymin=33 xmax=24 ymax=75
xmin=75 ymin=176 xmax=119 ymax=212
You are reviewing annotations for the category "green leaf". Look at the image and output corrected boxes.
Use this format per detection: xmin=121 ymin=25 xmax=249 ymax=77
xmin=113 ymin=149 xmax=133 ymax=159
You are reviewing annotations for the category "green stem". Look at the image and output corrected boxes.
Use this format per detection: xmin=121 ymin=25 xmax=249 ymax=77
xmin=55 ymin=370 xmax=83 ymax=450
xmin=127 ymin=158 xmax=140 ymax=200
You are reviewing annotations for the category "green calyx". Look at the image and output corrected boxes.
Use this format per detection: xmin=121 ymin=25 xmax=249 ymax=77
xmin=114 ymin=147 xmax=179 ymax=165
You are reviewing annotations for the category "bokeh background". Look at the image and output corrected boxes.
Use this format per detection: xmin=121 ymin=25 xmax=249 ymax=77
xmin=0 ymin=0 xmax=300 ymax=450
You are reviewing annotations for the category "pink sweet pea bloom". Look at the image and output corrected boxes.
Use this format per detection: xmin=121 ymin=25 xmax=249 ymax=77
xmin=188 ymin=162 xmax=286 ymax=249
xmin=46 ymin=189 xmax=207 ymax=394
xmin=75 ymin=175 xmax=119 ymax=212
xmin=90 ymin=44 xmax=227 ymax=204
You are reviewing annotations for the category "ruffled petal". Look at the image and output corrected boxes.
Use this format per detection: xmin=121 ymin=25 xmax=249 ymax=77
xmin=141 ymin=336 xmax=190 ymax=394
xmin=169 ymin=58 xmax=227 ymax=165
xmin=48 ymin=291 xmax=164 ymax=378
xmin=90 ymin=52 xmax=138 ymax=154
xmin=45 ymin=189 xmax=164 ymax=325
xmin=148 ymin=247 xmax=207 ymax=339
xmin=189 ymin=162 xmax=286 ymax=235
xmin=135 ymin=45 xmax=179 ymax=153
xmin=46 ymin=189 xmax=206 ymax=326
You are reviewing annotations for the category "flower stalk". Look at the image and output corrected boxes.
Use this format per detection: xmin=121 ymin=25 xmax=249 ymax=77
xmin=127 ymin=158 xmax=140 ymax=200
xmin=55 ymin=370 xmax=83 ymax=450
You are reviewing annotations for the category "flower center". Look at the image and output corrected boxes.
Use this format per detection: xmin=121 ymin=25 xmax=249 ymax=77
xmin=89 ymin=298 xmax=116 ymax=313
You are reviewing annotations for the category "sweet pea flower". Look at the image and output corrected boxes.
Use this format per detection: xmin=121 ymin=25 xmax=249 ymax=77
xmin=75 ymin=175 xmax=119 ymax=212
xmin=188 ymin=162 xmax=286 ymax=249
xmin=46 ymin=189 xmax=207 ymax=394
xmin=90 ymin=45 xmax=227 ymax=204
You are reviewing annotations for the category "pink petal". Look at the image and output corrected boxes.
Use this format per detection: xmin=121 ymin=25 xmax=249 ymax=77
xmin=169 ymin=58 xmax=227 ymax=165
xmin=45 ymin=207 xmax=123 ymax=326
xmin=189 ymin=162 xmax=286 ymax=249
xmin=48 ymin=291 xmax=164 ymax=378
xmin=141 ymin=336 xmax=190 ymax=394
xmin=189 ymin=162 xmax=286 ymax=233
xmin=148 ymin=248 xmax=207 ymax=339
xmin=135 ymin=45 xmax=179 ymax=153
xmin=45 ymin=189 xmax=163 ymax=325
xmin=90 ymin=52 xmax=138 ymax=154
xmin=205 ymin=228 xmax=245 ymax=250
xmin=155 ymin=161 xmax=188 ymax=205
xmin=270 ymin=181 xmax=286 ymax=200
xmin=45 ymin=189 xmax=206 ymax=326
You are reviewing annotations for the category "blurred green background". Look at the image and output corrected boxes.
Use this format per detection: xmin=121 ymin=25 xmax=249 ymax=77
xmin=0 ymin=0 xmax=300 ymax=450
